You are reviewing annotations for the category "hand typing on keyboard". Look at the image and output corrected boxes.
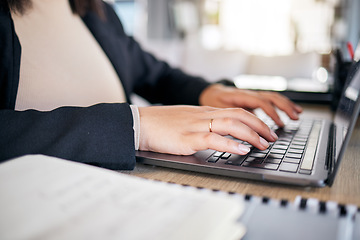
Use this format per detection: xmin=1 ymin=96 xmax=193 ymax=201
xmin=138 ymin=105 xmax=278 ymax=156
xmin=199 ymin=84 xmax=303 ymax=127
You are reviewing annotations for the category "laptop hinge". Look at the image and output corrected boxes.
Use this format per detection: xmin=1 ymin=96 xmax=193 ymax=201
xmin=325 ymin=123 xmax=336 ymax=184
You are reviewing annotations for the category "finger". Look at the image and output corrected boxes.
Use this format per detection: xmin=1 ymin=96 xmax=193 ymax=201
xmin=224 ymin=113 xmax=278 ymax=142
xmin=209 ymin=118 xmax=271 ymax=150
xmin=229 ymin=90 xmax=302 ymax=124
xmin=261 ymin=92 xmax=303 ymax=120
xmin=227 ymin=93 xmax=285 ymax=127
xmin=258 ymin=101 xmax=285 ymax=127
xmin=203 ymin=108 xmax=278 ymax=142
xmin=188 ymin=132 xmax=251 ymax=155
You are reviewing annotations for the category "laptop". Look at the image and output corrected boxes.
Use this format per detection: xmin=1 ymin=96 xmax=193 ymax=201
xmin=136 ymin=60 xmax=360 ymax=187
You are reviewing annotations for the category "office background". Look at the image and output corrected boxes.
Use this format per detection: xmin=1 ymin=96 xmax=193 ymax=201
xmin=110 ymin=0 xmax=359 ymax=84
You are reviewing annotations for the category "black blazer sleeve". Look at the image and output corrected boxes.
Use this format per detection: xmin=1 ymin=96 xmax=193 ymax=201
xmin=0 ymin=103 xmax=136 ymax=170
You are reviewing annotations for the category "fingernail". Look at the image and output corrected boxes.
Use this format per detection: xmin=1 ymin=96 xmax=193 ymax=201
xmin=293 ymin=110 xmax=299 ymax=119
xmin=278 ymin=120 xmax=285 ymax=127
xmin=295 ymin=105 xmax=303 ymax=112
xmin=259 ymin=137 xmax=269 ymax=148
xmin=270 ymin=130 xmax=278 ymax=141
xmin=238 ymin=144 xmax=250 ymax=155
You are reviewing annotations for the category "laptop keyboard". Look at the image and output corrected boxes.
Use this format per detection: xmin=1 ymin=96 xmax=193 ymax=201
xmin=207 ymin=119 xmax=322 ymax=175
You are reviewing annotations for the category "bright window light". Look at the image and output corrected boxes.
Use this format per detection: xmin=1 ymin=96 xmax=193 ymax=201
xmin=220 ymin=0 xmax=293 ymax=56
xmin=201 ymin=0 xmax=335 ymax=56
xmin=112 ymin=1 xmax=137 ymax=36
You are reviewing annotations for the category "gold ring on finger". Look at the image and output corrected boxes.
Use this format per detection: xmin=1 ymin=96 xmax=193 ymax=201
xmin=209 ymin=119 xmax=214 ymax=132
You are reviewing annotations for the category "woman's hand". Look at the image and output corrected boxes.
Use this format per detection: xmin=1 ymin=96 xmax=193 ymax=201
xmin=138 ymin=105 xmax=278 ymax=156
xmin=199 ymin=84 xmax=303 ymax=127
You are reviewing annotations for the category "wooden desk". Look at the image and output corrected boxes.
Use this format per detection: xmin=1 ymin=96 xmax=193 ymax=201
xmin=121 ymin=104 xmax=360 ymax=206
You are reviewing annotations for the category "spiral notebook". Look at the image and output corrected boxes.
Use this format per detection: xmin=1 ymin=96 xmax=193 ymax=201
xmin=136 ymin=60 xmax=360 ymax=187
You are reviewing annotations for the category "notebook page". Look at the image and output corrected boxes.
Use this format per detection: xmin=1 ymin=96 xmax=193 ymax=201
xmin=0 ymin=155 xmax=245 ymax=240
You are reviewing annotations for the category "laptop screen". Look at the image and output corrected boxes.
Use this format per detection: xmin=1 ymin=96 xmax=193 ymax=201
xmin=333 ymin=60 xmax=360 ymax=164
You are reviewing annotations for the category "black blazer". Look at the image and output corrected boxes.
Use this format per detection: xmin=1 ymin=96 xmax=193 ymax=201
xmin=0 ymin=2 xmax=210 ymax=169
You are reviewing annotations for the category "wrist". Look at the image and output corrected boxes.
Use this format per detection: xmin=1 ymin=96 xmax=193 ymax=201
xmin=199 ymin=84 xmax=224 ymax=106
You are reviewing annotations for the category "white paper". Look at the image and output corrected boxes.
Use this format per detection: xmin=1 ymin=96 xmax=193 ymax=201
xmin=0 ymin=155 xmax=245 ymax=240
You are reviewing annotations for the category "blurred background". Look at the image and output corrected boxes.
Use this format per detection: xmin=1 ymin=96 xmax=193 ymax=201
xmin=107 ymin=0 xmax=360 ymax=102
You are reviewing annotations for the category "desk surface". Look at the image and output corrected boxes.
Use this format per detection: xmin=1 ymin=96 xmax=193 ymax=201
xmin=121 ymin=104 xmax=360 ymax=206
